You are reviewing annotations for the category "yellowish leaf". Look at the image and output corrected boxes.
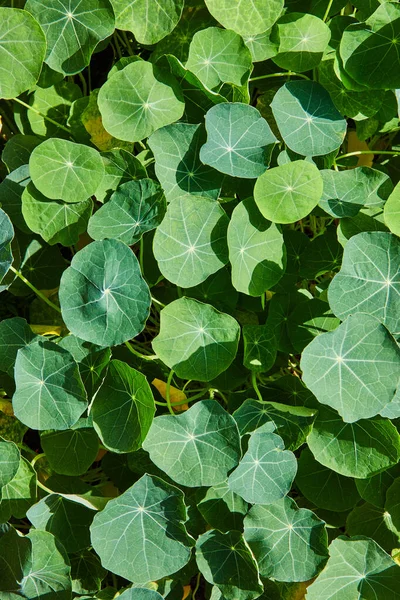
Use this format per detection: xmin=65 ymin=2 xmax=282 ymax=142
xmin=152 ymin=378 xmax=188 ymax=411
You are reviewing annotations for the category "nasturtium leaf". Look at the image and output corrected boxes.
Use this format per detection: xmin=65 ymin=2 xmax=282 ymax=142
xmin=243 ymin=324 xmax=277 ymax=373
xmin=356 ymin=465 xmax=400 ymax=509
xmin=95 ymin=149 xmax=147 ymax=204
xmin=27 ymin=494 xmax=94 ymax=553
xmin=384 ymin=181 xmax=400 ymax=236
xmin=98 ymin=61 xmax=185 ymax=143
xmin=319 ymin=168 xmax=365 ymax=218
xmin=91 ymin=360 xmax=155 ymax=454
xmin=272 ymin=13 xmax=331 ymax=72
xmin=148 ymin=123 xmax=223 ymax=202
xmin=197 ymin=481 xmax=248 ymax=532
xmin=298 ymin=228 xmax=343 ymax=279
xmin=13 ymin=339 xmax=87 ymax=431
xmin=0 ymin=438 xmax=20 ymax=488
xmin=111 ymin=0 xmax=183 ymax=44
xmin=200 ymin=103 xmax=277 ymax=179
xmin=22 ymin=183 xmax=93 ymax=246
xmin=386 ymin=478 xmax=400 ymax=532
xmin=228 ymin=426 xmax=297 ymax=504
xmin=88 ymin=179 xmax=166 ymax=245
xmin=0 ymin=164 xmax=31 ymax=234
xmin=143 ymin=400 xmax=241 ymax=487
xmin=29 ymin=139 xmax=104 ymax=203
xmin=346 ymin=503 xmax=400 ymax=552
xmin=227 ymin=197 xmax=286 ymax=296
xmin=254 ymin=160 xmax=323 ymax=224
xmin=71 ymin=550 xmax=107 ymax=595
xmin=301 ymin=313 xmax=400 ymax=423
xmin=25 ymin=0 xmax=115 ymax=75
xmin=306 ymin=536 xmax=400 ymax=600
xmin=296 ymin=447 xmax=361 ymax=512
xmin=186 ymin=27 xmax=252 ymax=90
xmin=195 ymin=529 xmax=263 ymax=600
xmin=308 ymin=405 xmax=400 ymax=478
xmin=0 ymin=524 xmax=31 ymax=596
xmin=204 ymin=0 xmax=284 ymax=37
xmin=0 ymin=457 xmax=36 ymax=523
xmin=40 ymin=421 xmax=99 ymax=476
xmin=184 ymin=266 xmax=238 ymax=311
xmin=153 ymin=195 xmax=229 ymax=288
xmin=2 ymin=135 xmax=41 ymax=172
xmin=243 ymin=30 xmax=278 ymax=62
xmin=328 ymin=232 xmax=400 ymax=336
xmin=117 ymin=590 xmax=164 ymax=600
xmin=244 ymin=496 xmax=328 ymax=582
xmin=90 ymin=474 xmax=193 ymax=583
xmin=59 ymin=239 xmax=151 ymax=347
xmin=0 ymin=317 xmax=38 ymax=377
xmin=0 ymin=8 xmax=46 ymax=99
xmin=271 ymin=81 xmax=347 ymax=156
xmin=25 ymin=81 xmax=82 ymax=138
xmin=288 ymin=297 xmax=340 ymax=353
xmin=0 ymin=208 xmax=14 ymax=291
xmin=152 ymin=297 xmax=240 ymax=381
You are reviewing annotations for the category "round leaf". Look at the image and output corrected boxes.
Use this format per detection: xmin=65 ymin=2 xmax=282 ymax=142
xmin=384 ymin=181 xmax=400 ymax=236
xmin=242 ymin=324 xmax=277 ymax=373
xmin=204 ymin=0 xmax=284 ymax=37
xmin=0 ymin=208 xmax=14 ymax=291
xmin=319 ymin=168 xmax=366 ymax=218
xmin=95 ymin=149 xmax=147 ymax=203
xmin=0 ymin=438 xmax=20 ymax=489
xmin=197 ymin=481 xmax=248 ymax=533
xmin=111 ymin=0 xmax=184 ymax=45
xmin=346 ymin=503 xmax=400 ymax=552
xmin=40 ymin=422 xmax=99 ymax=477
xmin=0 ymin=317 xmax=38 ymax=377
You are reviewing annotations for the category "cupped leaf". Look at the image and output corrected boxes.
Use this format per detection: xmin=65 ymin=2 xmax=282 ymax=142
xmin=59 ymin=239 xmax=151 ymax=347
xmin=0 ymin=8 xmax=46 ymax=99
xmin=0 ymin=317 xmax=38 ymax=377
xmin=152 ymin=297 xmax=240 ymax=381
xmin=204 ymin=0 xmax=284 ymax=37
xmin=197 ymin=481 xmax=248 ymax=533
xmin=271 ymin=81 xmax=347 ymax=156
xmin=0 ymin=438 xmax=20 ymax=488
xmin=98 ymin=61 xmax=185 ymax=143
xmin=153 ymin=195 xmax=229 ymax=288
xmin=29 ymin=139 xmax=104 ymax=203
xmin=143 ymin=400 xmax=241 ymax=487
xmin=254 ymin=160 xmax=323 ymax=224
xmin=40 ymin=421 xmax=99 ymax=477
xmin=111 ymin=0 xmax=184 ymax=44
xmin=227 ymin=197 xmax=286 ymax=296
xmin=200 ymin=103 xmax=277 ymax=178
xmin=88 ymin=179 xmax=166 ymax=244
xmin=244 ymin=496 xmax=328 ymax=582
xmin=90 ymin=474 xmax=193 ymax=583
xmin=0 ymin=208 xmax=14 ymax=292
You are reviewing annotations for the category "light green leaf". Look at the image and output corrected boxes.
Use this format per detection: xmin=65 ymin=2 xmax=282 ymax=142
xmin=200 ymin=103 xmax=277 ymax=178
xmin=384 ymin=181 xmax=400 ymax=236
xmin=0 ymin=208 xmax=14 ymax=292
xmin=148 ymin=123 xmax=223 ymax=202
xmin=40 ymin=421 xmax=99 ymax=477
xmin=95 ymin=149 xmax=147 ymax=203
xmin=254 ymin=160 xmax=323 ymax=224
xmin=25 ymin=0 xmax=115 ymax=75
xmin=143 ymin=400 xmax=241 ymax=487
xmin=197 ymin=481 xmax=248 ymax=533
xmin=186 ymin=27 xmax=252 ymax=90
xmin=1 ymin=135 xmax=41 ymax=172
xmin=301 ymin=313 xmax=400 ymax=423
xmin=195 ymin=529 xmax=263 ymax=600
xmin=0 ymin=8 xmax=46 ymax=99
xmin=88 ymin=179 xmax=165 ymax=245
xmin=243 ymin=30 xmax=278 ymax=62
xmin=227 ymin=197 xmax=286 ymax=295
xmin=243 ymin=324 xmax=277 ymax=373
xmin=307 ymin=405 xmax=400 ymax=478
xmin=110 ymin=0 xmax=183 ymax=44
xmin=0 ymin=438 xmax=20 ymax=488
xmin=328 ymin=232 xmax=400 ymax=336
xmin=152 ymin=297 xmax=240 ymax=381
xmin=25 ymin=81 xmax=82 ymax=138
xmin=0 ymin=457 xmax=36 ymax=523
xmin=228 ymin=426 xmax=297 ymax=504
xmin=0 ymin=317 xmax=38 ymax=377
xmin=13 ymin=339 xmax=87 ymax=431
xmin=319 ymin=168 xmax=365 ymax=218
xmin=59 ymin=239 xmax=151 ymax=347
xmin=271 ymin=81 xmax=347 ymax=156
xmin=98 ymin=61 xmax=185 ymax=143
xmin=244 ymin=496 xmax=328 ymax=582
xmin=204 ymin=0 xmax=284 ymax=37
xmin=116 ymin=590 xmax=164 ymax=600
xmin=29 ymin=139 xmax=104 ymax=203
xmin=90 ymin=474 xmax=193 ymax=583
xmin=153 ymin=195 xmax=229 ymax=288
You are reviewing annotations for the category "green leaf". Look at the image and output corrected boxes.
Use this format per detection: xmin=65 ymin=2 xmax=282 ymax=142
xmin=0 ymin=524 xmax=31 ymax=597
xmin=91 ymin=359 xmax=155 ymax=453
xmin=356 ymin=465 xmax=400 ymax=509
xmin=29 ymin=139 xmax=104 ymax=204
xmin=328 ymin=232 xmax=400 ymax=336
xmin=244 ymin=496 xmax=328 ymax=582
xmin=25 ymin=81 xmax=82 ymax=138
xmin=0 ymin=457 xmax=36 ymax=523
xmin=148 ymin=123 xmax=223 ymax=202
xmin=307 ymin=405 xmax=400 ymax=478
xmin=95 ymin=149 xmax=147 ymax=204
xmin=142 ymin=400 xmax=241 ymax=487
xmin=385 ymin=478 xmax=400 ymax=532
xmin=204 ymin=0 xmax=284 ymax=37
xmin=228 ymin=426 xmax=297 ymax=504
xmin=346 ymin=503 xmax=400 ymax=552
xmin=153 ymin=195 xmax=229 ymax=288
xmin=306 ymin=536 xmax=400 ymax=600
xmin=1 ymin=135 xmax=41 ymax=172
xmin=0 ymin=437 xmax=20 ymax=488
xmin=0 ymin=8 xmax=46 ymax=99
xmin=90 ymin=474 xmax=193 ymax=583
xmin=243 ymin=30 xmax=279 ymax=62
xmin=0 ymin=208 xmax=14 ymax=291
xmin=0 ymin=317 xmax=38 ymax=377
xmin=88 ymin=179 xmax=166 ymax=244
xmin=152 ymin=297 xmax=240 ymax=381
xmin=25 ymin=0 xmax=115 ymax=75
xmin=71 ymin=550 xmax=107 ymax=595
xmin=197 ymin=481 xmax=248 ymax=533
xmin=271 ymin=81 xmax=347 ymax=156
xmin=116 ymin=590 xmax=164 ymax=600
xmin=200 ymin=103 xmax=277 ymax=178
xmin=227 ymin=197 xmax=286 ymax=295
xmin=243 ymin=324 xmax=277 ymax=373
xmin=98 ymin=61 xmax=185 ymax=143
xmin=0 ymin=164 xmax=31 ymax=234
xmin=186 ymin=27 xmax=252 ymax=90
xmin=13 ymin=339 xmax=87 ymax=431
xmin=110 ymin=0 xmax=183 ymax=44
xmin=301 ymin=313 xmax=400 ymax=422
xmin=195 ymin=529 xmax=263 ymax=600
xmin=254 ymin=160 xmax=323 ymax=223
xmin=384 ymin=181 xmax=400 ymax=236
xmin=59 ymin=239 xmax=151 ymax=346
xmin=40 ymin=421 xmax=99 ymax=476
xmin=319 ymin=168 xmax=365 ymax=218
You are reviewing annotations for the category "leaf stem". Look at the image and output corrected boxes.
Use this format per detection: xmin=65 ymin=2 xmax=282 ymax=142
xmin=12 ymin=96 xmax=71 ymax=135
xmin=192 ymin=573 xmax=201 ymax=600
xmin=139 ymin=237 xmax=144 ymax=273
xmin=77 ymin=72 xmax=87 ymax=96
xmin=166 ymin=369 xmax=175 ymax=415
xmin=30 ymin=452 xmax=46 ymax=469
xmin=249 ymin=71 xmax=310 ymax=83
xmin=125 ymin=341 xmax=158 ymax=361
xmin=36 ymin=479 xmax=55 ymax=496
xmin=9 ymin=266 xmax=62 ymax=314
xmin=251 ymin=372 xmax=263 ymax=402
xmin=336 ymin=150 xmax=400 ymax=161
xmin=323 ymin=0 xmax=335 ymax=21
xmin=151 ymin=295 xmax=165 ymax=308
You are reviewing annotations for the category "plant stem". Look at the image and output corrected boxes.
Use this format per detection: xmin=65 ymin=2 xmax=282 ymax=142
xmin=10 ymin=266 xmax=62 ymax=313
xmin=122 ymin=31 xmax=134 ymax=56
xmin=192 ymin=573 xmax=201 ymax=600
xmin=166 ymin=369 xmax=175 ymax=415
xmin=323 ymin=0 xmax=335 ymax=21
xmin=336 ymin=150 xmax=400 ymax=161
xmin=125 ymin=341 xmax=158 ymax=361
xmin=151 ymin=295 xmax=165 ymax=308
xmin=249 ymin=71 xmax=310 ymax=83
xmin=251 ymin=372 xmax=263 ymax=403
xmin=12 ymin=97 xmax=71 ymax=135
xmin=36 ymin=479 xmax=55 ymax=496
xmin=77 ymin=72 xmax=87 ymax=96
xmin=139 ymin=237 xmax=144 ymax=273
xmin=31 ymin=452 xmax=46 ymax=468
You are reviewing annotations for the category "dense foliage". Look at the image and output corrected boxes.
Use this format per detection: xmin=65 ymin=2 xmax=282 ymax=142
xmin=2 ymin=0 xmax=400 ymax=599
